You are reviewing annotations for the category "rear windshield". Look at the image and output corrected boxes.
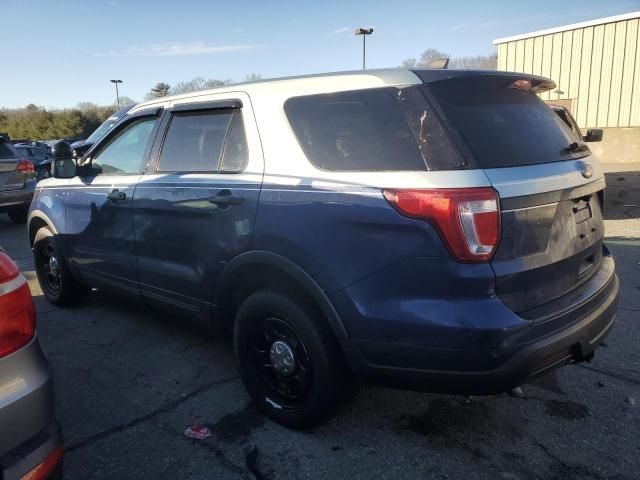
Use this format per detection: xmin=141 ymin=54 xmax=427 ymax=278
xmin=0 ymin=143 xmax=17 ymax=159
xmin=285 ymin=88 xmax=428 ymax=171
xmin=424 ymin=77 xmax=588 ymax=169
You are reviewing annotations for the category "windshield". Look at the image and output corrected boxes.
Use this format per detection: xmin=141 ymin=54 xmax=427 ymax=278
xmin=424 ymin=76 xmax=589 ymax=169
xmin=85 ymin=117 xmax=119 ymax=144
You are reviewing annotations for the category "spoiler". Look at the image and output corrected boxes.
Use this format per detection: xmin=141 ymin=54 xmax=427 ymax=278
xmin=411 ymin=69 xmax=556 ymax=94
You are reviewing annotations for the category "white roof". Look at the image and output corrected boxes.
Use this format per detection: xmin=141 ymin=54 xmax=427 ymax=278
xmin=130 ymin=68 xmax=420 ymax=114
xmin=493 ymin=10 xmax=640 ymax=45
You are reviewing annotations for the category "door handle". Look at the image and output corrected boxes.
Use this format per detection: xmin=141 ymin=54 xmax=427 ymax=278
xmin=106 ymin=189 xmax=127 ymax=202
xmin=208 ymin=190 xmax=244 ymax=207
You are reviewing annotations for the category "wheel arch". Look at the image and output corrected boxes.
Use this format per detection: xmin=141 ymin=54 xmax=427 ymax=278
xmin=212 ymin=251 xmax=349 ymax=340
xmin=28 ymin=210 xmax=58 ymax=248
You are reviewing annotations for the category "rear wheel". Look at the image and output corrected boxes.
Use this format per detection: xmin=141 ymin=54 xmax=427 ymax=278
xmin=33 ymin=227 xmax=89 ymax=305
xmin=8 ymin=208 xmax=28 ymax=224
xmin=234 ymin=288 xmax=351 ymax=430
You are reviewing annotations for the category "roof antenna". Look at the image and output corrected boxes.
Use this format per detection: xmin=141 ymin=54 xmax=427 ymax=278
xmin=426 ymin=58 xmax=449 ymax=69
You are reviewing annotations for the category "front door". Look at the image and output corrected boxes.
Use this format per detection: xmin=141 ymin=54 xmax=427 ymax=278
xmin=133 ymin=95 xmax=263 ymax=313
xmin=65 ymin=114 xmax=159 ymax=293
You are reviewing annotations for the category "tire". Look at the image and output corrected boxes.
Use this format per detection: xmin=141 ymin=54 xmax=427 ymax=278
xmin=33 ymin=227 xmax=90 ymax=305
xmin=234 ymin=288 xmax=352 ymax=430
xmin=8 ymin=208 xmax=28 ymax=224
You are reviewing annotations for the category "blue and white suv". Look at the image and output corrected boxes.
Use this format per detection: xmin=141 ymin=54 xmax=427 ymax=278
xmin=28 ymin=69 xmax=618 ymax=429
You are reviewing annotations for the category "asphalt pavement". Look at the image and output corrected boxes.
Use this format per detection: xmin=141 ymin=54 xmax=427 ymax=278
xmin=0 ymin=164 xmax=638 ymax=480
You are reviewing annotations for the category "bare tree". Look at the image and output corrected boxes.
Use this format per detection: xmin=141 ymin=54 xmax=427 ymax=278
xmin=449 ymin=54 xmax=497 ymax=70
xmin=171 ymin=77 xmax=232 ymax=95
xmin=402 ymin=49 xmax=450 ymax=68
xmin=242 ymin=73 xmax=262 ymax=82
xmin=402 ymin=49 xmax=497 ymax=70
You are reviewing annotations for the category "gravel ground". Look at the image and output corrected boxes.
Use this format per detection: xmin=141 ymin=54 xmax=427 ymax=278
xmin=0 ymin=163 xmax=638 ymax=480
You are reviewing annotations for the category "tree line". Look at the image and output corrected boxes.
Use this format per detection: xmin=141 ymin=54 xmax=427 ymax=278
xmin=0 ymin=102 xmax=123 ymax=141
xmin=144 ymin=74 xmax=262 ymax=100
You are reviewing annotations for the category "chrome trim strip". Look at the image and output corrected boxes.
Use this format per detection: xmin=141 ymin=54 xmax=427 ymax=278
xmin=502 ymin=202 xmax=558 ymax=213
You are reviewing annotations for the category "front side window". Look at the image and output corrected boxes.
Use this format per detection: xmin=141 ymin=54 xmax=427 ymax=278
xmin=86 ymin=118 xmax=119 ymax=145
xmin=92 ymin=117 xmax=156 ymax=174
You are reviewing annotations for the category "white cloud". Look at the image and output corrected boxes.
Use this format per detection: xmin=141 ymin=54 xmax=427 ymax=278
xmin=479 ymin=19 xmax=502 ymax=28
xmin=95 ymin=41 xmax=259 ymax=57
xmin=330 ymin=27 xmax=352 ymax=35
xmin=450 ymin=22 xmax=472 ymax=31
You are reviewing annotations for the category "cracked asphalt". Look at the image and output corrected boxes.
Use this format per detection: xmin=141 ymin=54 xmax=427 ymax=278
xmin=0 ymin=164 xmax=638 ymax=480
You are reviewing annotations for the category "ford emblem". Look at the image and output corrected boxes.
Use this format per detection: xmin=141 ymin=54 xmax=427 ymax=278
xmin=581 ymin=163 xmax=593 ymax=179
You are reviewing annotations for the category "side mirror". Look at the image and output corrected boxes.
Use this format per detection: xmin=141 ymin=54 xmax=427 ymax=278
xmin=584 ymin=129 xmax=603 ymax=142
xmin=51 ymin=141 xmax=77 ymax=178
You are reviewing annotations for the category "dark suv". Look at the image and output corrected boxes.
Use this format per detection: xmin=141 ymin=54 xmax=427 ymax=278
xmin=28 ymin=69 xmax=618 ymax=429
xmin=0 ymin=138 xmax=36 ymax=223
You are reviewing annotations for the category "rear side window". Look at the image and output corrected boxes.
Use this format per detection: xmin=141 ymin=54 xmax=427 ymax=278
xmin=425 ymin=77 xmax=588 ymax=169
xmin=0 ymin=143 xmax=16 ymax=159
xmin=220 ymin=112 xmax=249 ymax=172
xmin=158 ymin=110 xmax=248 ymax=173
xmin=285 ymin=88 xmax=428 ymax=171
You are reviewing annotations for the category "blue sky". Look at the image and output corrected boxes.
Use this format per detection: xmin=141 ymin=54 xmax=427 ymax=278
xmin=1 ymin=0 xmax=637 ymax=108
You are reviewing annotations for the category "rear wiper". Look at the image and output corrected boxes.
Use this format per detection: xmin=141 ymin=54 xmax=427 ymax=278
xmin=562 ymin=142 xmax=589 ymax=154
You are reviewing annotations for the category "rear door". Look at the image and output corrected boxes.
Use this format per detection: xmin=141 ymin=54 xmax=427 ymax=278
xmin=0 ymin=142 xmax=23 ymax=192
xmin=423 ymin=75 xmax=606 ymax=315
xmin=133 ymin=94 xmax=263 ymax=313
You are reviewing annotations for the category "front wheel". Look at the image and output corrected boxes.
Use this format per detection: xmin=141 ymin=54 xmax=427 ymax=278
xmin=33 ymin=227 xmax=89 ymax=305
xmin=234 ymin=288 xmax=352 ymax=430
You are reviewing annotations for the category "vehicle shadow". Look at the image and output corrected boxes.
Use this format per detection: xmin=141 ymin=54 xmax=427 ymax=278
xmin=604 ymin=170 xmax=640 ymax=220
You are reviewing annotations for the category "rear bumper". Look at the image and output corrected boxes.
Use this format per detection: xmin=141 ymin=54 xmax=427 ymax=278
xmin=337 ymin=257 xmax=619 ymax=395
xmin=0 ymin=337 xmax=62 ymax=479
xmin=0 ymin=181 xmax=35 ymax=211
xmin=1 ymin=421 xmax=63 ymax=480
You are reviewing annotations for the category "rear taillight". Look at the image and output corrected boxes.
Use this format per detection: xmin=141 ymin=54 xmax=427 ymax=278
xmin=383 ymin=187 xmax=501 ymax=262
xmin=16 ymin=158 xmax=35 ymax=173
xmin=0 ymin=251 xmax=36 ymax=358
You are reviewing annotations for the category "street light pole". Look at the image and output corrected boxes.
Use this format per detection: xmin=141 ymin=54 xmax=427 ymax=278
xmin=354 ymin=27 xmax=374 ymax=70
xmin=110 ymin=79 xmax=123 ymax=108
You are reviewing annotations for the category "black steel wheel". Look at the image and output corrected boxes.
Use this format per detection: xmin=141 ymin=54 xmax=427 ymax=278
xmin=234 ymin=288 xmax=352 ymax=429
xmin=248 ymin=316 xmax=313 ymax=411
xmin=38 ymin=241 xmax=62 ymax=295
xmin=33 ymin=226 xmax=89 ymax=305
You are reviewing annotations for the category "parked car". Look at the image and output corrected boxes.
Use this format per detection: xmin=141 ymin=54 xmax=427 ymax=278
xmin=0 ymin=249 xmax=63 ymax=479
xmin=70 ymin=104 xmax=135 ymax=157
xmin=14 ymin=141 xmax=51 ymax=152
xmin=0 ymin=138 xmax=36 ymax=223
xmin=29 ymin=69 xmax=619 ymax=429
xmin=13 ymin=145 xmax=52 ymax=181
